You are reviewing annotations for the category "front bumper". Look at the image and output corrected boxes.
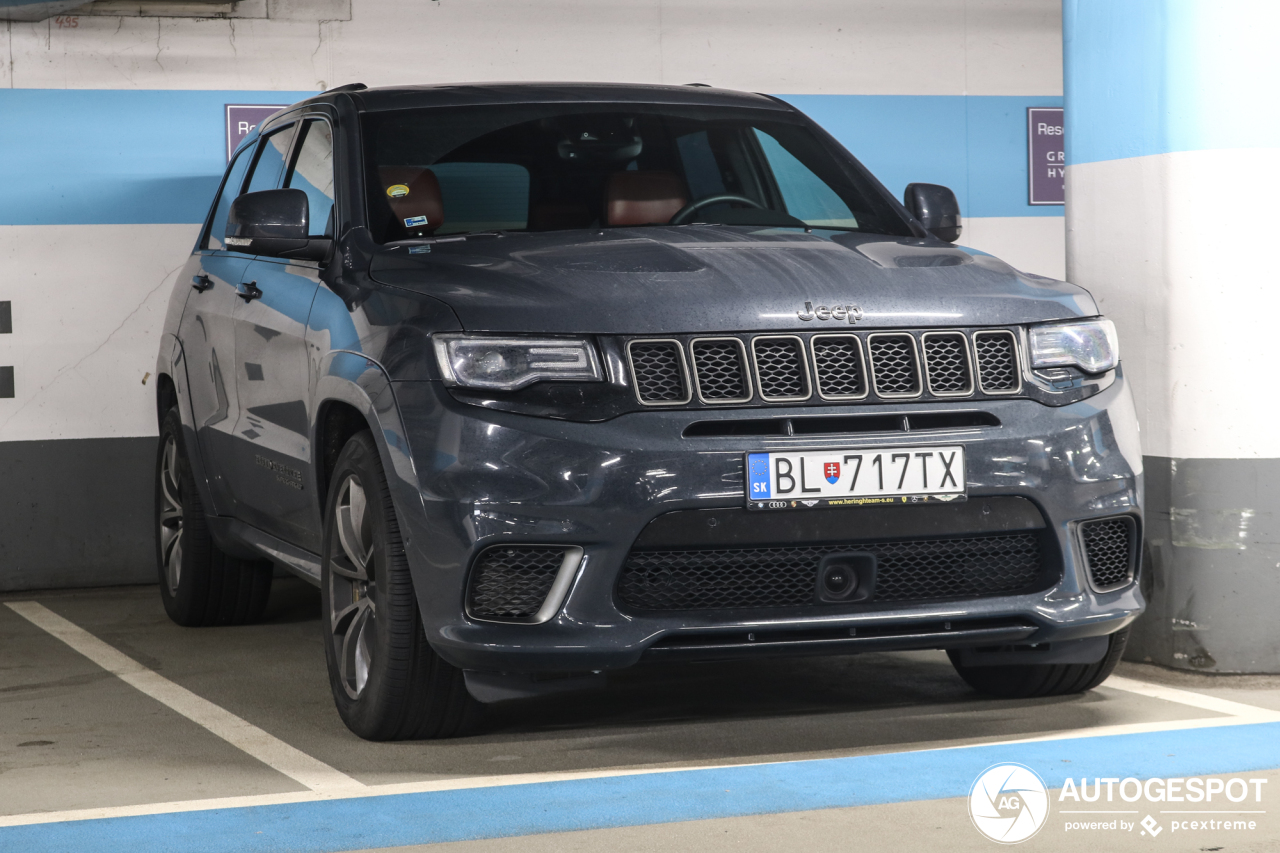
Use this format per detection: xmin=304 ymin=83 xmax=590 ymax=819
xmin=388 ymin=370 xmax=1144 ymax=673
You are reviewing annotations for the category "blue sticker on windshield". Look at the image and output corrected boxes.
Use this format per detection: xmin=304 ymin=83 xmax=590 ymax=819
xmin=408 ymin=245 xmax=431 ymax=254
xmin=404 ymin=215 xmax=429 ymax=227
xmin=747 ymin=453 xmax=771 ymax=500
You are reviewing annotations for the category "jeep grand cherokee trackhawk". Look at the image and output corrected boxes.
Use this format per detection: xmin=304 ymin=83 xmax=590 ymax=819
xmin=154 ymin=82 xmax=1143 ymax=740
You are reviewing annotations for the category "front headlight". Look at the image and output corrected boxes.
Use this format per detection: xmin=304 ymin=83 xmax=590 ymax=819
xmin=432 ymin=334 xmax=604 ymax=391
xmin=1028 ymin=318 xmax=1119 ymax=374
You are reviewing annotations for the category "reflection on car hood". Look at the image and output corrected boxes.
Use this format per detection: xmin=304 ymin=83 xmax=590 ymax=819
xmin=368 ymin=227 xmax=1095 ymax=334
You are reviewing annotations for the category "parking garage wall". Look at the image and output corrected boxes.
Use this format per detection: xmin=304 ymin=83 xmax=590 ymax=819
xmin=0 ymin=0 xmax=1066 ymax=590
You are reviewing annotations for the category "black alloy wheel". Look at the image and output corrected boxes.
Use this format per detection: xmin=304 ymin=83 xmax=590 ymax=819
xmin=319 ymin=430 xmax=477 ymax=740
xmin=156 ymin=407 xmax=272 ymax=626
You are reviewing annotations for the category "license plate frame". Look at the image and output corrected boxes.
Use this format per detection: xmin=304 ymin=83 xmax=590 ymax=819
xmin=745 ymin=445 xmax=967 ymax=511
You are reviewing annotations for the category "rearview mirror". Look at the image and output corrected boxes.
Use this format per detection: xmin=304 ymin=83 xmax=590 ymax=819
xmin=903 ymin=183 xmax=962 ymax=243
xmin=226 ymin=189 xmax=332 ymax=261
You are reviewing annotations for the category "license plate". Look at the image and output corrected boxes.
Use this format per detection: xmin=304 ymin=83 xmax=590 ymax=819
xmin=745 ymin=445 xmax=966 ymax=511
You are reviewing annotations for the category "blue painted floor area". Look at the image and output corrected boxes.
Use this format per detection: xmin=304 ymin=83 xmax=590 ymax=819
xmin=8 ymin=721 xmax=1280 ymax=853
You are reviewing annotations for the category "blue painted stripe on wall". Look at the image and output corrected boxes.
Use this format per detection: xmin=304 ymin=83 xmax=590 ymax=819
xmin=3 ymin=722 xmax=1278 ymax=853
xmin=1064 ymin=0 xmax=1280 ymax=165
xmin=782 ymin=94 xmax=1063 ymax=219
xmin=0 ymin=89 xmax=1060 ymax=226
xmin=0 ymin=89 xmax=315 ymax=227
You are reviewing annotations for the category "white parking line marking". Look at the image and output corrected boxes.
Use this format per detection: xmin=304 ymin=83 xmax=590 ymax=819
xmin=4 ymin=601 xmax=364 ymax=795
xmin=1105 ymin=675 xmax=1280 ymax=719
xmin=3 ymin=628 xmax=1275 ymax=831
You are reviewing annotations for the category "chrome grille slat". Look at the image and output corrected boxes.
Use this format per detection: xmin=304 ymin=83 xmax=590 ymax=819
xmin=751 ymin=336 xmax=812 ymax=402
xmin=866 ymin=333 xmax=922 ymax=398
xmin=921 ymin=331 xmax=974 ymax=396
xmin=972 ymin=330 xmax=1021 ymax=394
xmin=627 ymin=339 xmax=692 ymax=405
xmin=810 ymin=334 xmax=867 ymax=400
xmin=691 ymin=337 xmax=752 ymax=403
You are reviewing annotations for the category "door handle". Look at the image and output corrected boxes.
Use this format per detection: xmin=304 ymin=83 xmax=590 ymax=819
xmin=191 ymin=274 xmax=213 ymax=293
xmin=238 ymin=280 xmax=262 ymax=302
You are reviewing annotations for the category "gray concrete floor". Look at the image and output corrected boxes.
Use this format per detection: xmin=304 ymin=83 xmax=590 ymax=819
xmin=3 ymin=577 xmax=1279 ymax=850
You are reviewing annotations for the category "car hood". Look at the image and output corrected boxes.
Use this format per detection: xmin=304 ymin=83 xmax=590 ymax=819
xmin=368 ymin=227 xmax=1095 ymax=334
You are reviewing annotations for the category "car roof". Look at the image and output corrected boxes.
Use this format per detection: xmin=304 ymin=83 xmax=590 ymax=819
xmin=302 ymin=81 xmax=794 ymax=114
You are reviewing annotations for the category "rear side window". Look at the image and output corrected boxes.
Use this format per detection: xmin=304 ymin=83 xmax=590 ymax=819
xmin=244 ymin=125 xmax=295 ymax=195
xmin=431 ymin=162 xmax=529 ymax=235
xmin=285 ymin=119 xmax=336 ymax=238
xmin=204 ymin=146 xmax=253 ymax=251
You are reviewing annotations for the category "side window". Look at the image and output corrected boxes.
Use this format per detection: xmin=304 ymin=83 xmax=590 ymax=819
xmin=284 ymin=119 xmax=336 ymax=238
xmin=203 ymin=146 xmax=253 ymax=251
xmin=244 ymin=124 xmax=296 ymax=196
xmin=675 ymin=131 xmax=726 ymax=200
xmin=431 ymin=162 xmax=529 ymax=234
xmin=754 ymin=129 xmax=858 ymax=229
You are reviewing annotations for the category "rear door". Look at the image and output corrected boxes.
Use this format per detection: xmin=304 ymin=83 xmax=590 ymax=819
xmin=224 ymin=117 xmax=335 ymax=548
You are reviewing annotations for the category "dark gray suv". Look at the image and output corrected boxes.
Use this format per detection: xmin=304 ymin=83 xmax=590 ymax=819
xmin=154 ymin=82 xmax=1144 ymax=740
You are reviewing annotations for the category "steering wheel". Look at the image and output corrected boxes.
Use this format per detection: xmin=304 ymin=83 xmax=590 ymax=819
xmin=669 ymin=193 xmax=765 ymax=225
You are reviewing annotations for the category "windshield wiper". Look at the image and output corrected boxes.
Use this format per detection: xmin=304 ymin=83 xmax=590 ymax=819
xmin=386 ymin=231 xmax=506 ymax=248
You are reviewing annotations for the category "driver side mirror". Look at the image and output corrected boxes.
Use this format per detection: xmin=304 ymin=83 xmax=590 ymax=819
xmin=903 ymin=183 xmax=962 ymax=243
xmin=227 ymin=189 xmax=332 ymax=261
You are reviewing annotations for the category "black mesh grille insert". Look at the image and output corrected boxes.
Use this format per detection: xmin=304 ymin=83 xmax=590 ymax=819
xmin=812 ymin=335 xmax=866 ymax=399
xmin=973 ymin=331 xmax=1020 ymax=392
xmin=1081 ymin=517 xmax=1135 ymax=590
xmin=752 ymin=337 xmax=810 ymax=400
xmin=467 ymin=546 xmax=566 ymax=621
xmin=618 ymin=532 xmax=1045 ymax=611
xmin=692 ymin=339 xmax=749 ymax=401
xmin=922 ymin=333 xmax=972 ymax=395
xmin=629 ymin=340 xmax=689 ymax=404
xmin=868 ymin=334 xmax=921 ymax=396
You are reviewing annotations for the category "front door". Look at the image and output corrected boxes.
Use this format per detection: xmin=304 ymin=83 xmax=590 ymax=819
xmin=223 ymin=117 xmax=336 ymax=550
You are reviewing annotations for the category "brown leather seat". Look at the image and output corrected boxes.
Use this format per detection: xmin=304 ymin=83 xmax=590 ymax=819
xmin=604 ymin=171 xmax=688 ymax=226
xmin=378 ymin=166 xmax=444 ymax=236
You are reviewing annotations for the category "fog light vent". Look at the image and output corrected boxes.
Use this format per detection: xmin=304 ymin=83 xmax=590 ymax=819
xmin=467 ymin=546 xmax=583 ymax=623
xmin=1080 ymin=516 xmax=1137 ymax=591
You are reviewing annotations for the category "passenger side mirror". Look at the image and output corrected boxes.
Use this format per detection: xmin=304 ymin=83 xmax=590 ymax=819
xmin=903 ymin=183 xmax=962 ymax=243
xmin=226 ymin=189 xmax=332 ymax=261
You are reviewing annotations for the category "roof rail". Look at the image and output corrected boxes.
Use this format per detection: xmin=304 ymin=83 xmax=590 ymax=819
xmin=322 ymin=83 xmax=368 ymax=94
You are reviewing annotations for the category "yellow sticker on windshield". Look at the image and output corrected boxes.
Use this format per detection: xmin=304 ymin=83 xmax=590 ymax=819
xmin=386 ymin=184 xmax=410 ymax=198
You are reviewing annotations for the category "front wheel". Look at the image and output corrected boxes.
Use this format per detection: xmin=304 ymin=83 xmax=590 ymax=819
xmin=948 ymin=629 xmax=1130 ymax=699
xmin=320 ymin=430 xmax=477 ymax=740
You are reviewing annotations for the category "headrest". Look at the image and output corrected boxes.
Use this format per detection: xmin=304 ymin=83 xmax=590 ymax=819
xmin=604 ymin=171 xmax=689 ymax=227
xmin=378 ymin=166 xmax=444 ymax=235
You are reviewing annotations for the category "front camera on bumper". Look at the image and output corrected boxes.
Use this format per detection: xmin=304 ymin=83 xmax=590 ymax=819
xmin=433 ymin=334 xmax=604 ymax=391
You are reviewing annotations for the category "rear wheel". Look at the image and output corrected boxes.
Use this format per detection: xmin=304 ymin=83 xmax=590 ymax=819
xmin=948 ymin=629 xmax=1130 ymax=699
xmin=156 ymin=407 xmax=273 ymax=626
xmin=320 ymin=430 xmax=477 ymax=740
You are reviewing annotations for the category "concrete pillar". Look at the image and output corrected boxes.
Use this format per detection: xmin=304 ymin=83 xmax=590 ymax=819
xmin=1064 ymin=1 xmax=1280 ymax=672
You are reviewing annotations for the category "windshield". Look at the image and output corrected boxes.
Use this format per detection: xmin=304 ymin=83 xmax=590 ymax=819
xmin=361 ymin=103 xmax=913 ymax=242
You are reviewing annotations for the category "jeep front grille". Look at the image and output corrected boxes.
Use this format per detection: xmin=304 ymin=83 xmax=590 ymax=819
xmin=628 ymin=328 xmax=1022 ymax=407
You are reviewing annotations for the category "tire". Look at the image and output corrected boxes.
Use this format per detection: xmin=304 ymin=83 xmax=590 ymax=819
xmin=948 ymin=628 xmax=1130 ymax=699
xmin=156 ymin=407 xmax=273 ymax=627
xmin=320 ymin=430 xmax=478 ymax=740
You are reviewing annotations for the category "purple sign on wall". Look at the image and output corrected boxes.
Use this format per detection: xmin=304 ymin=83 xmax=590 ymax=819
xmin=225 ymin=104 xmax=289 ymax=161
xmin=1027 ymin=107 xmax=1065 ymax=205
